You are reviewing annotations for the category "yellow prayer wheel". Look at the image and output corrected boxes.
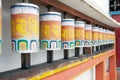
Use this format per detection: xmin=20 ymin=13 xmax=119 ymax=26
xmin=92 ymin=27 xmax=98 ymax=46
xmin=85 ymin=24 xmax=92 ymax=47
xmin=0 ymin=0 xmax=2 ymax=54
xmin=101 ymin=28 xmax=104 ymax=45
xmin=61 ymin=19 xmax=75 ymax=49
xmin=111 ymin=31 xmax=113 ymax=44
xmin=109 ymin=30 xmax=111 ymax=44
xmin=11 ymin=3 xmax=39 ymax=53
xmin=113 ymin=32 xmax=115 ymax=44
xmin=40 ymin=12 xmax=61 ymax=50
xmin=111 ymin=31 xmax=114 ymax=44
xmin=108 ymin=30 xmax=110 ymax=44
xmin=103 ymin=29 xmax=106 ymax=45
xmin=105 ymin=29 xmax=107 ymax=44
xmin=98 ymin=28 xmax=103 ymax=45
xmin=106 ymin=29 xmax=109 ymax=44
xmin=75 ymin=21 xmax=85 ymax=47
xmin=110 ymin=31 xmax=112 ymax=44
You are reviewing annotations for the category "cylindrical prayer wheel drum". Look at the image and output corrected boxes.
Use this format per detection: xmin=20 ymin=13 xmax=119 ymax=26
xmin=109 ymin=30 xmax=111 ymax=44
xmin=107 ymin=30 xmax=110 ymax=44
xmin=75 ymin=21 xmax=85 ymax=47
xmin=103 ymin=29 xmax=106 ymax=45
xmin=85 ymin=24 xmax=92 ymax=47
xmin=92 ymin=27 xmax=98 ymax=46
xmin=112 ymin=32 xmax=115 ymax=44
xmin=98 ymin=28 xmax=103 ymax=46
xmin=40 ymin=12 xmax=61 ymax=50
xmin=62 ymin=19 xmax=75 ymax=49
xmin=0 ymin=0 xmax=2 ymax=54
xmin=101 ymin=28 xmax=104 ymax=45
xmin=106 ymin=29 xmax=109 ymax=45
xmin=105 ymin=29 xmax=107 ymax=45
xmin=110 ymin=31 xmax=112 ymax=44
xmin=11 ymin=3 xmax=39 ymax=53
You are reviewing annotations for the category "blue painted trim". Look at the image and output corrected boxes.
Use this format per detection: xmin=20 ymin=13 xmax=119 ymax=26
xmin=11 ymin=5 xmax=39 ymax=10
xmin=40 ymin=14 xmax=61 ymax=16
xmin=62 ymin=20 xmax=74 ymax=22
xmin=109 ymin=11 xmax=120 ymax=16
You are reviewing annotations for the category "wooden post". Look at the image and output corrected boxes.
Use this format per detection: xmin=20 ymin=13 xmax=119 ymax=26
xmin=63 ymin=12 xmax=67 ymax=19
xmin=22 ymin=0 xmax=28 ymax=3
xmin=64 ymin=50 xmax=69 ymax=59
xmin=21 ymin=53 xmax=31 ymax=69
xmin=96 ymin=46 xmax=99 ymax=52
xmin=100 ymin=45 xmax=104 ymax=51
xmin=92 ymin=46 xmax=96 ymax=54
xmin=75 ymin=47 xmax=79 ymax=57
xmin=47 ymin=50 xmax=53 ymax=63
xmin=84 ymin=47 xmax=92 ymax=56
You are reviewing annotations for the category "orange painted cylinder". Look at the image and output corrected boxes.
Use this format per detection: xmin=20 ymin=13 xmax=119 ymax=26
xmin=103 ymin=29 xmax=106 ymax=45
xmin=0 ymin=0 xmax=2 ymax=54
xmin=106 ymin=29 xmax=110 ymax=44
xmin=11 ymin=3 xmax=39 ymax=53
xmin=110 ymin=31 xmax=112 ymax=44
xmin=105 ymin=29 xmax=107 ymax=44
xmin=98 ymin=28 xmax=103 ymax=45
xmin=75 ymin=21 xmax=85 ymax=47
xmin=85 ymin=24 xmax=92 ymax=47
xmin=112 ymin=32 xmax=115 ymax=44
xmin=61 ymin=19 xmax=75 ymax=49
xmin=40 ymin=12 xmax=61 ymax=50
xmin=92 ymin=27 xmax=98 ymax=46
xmin=101 ymin=28 xmax=104 ymax=45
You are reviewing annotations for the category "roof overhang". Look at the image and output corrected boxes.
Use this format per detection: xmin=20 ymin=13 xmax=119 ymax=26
xmin=58 ymin=0 xmax=120 ymax=28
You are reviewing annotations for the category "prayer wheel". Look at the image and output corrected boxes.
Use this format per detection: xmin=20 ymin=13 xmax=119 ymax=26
xmin=40 ymin=12 xmax=61 ymax=50
xmin=75 ymin=21 xmax=85 ymax=47
xmin=61 ymin=19 xmax=75 ymax=49
xmin=11 ymin=3 xmax=39 ymax=53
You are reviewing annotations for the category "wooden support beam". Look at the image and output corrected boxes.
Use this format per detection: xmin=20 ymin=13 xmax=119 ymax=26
xmin=47 ymin=50 xmax=53 ymax=63
xmin=21 ymin=53 xmax=31 ymax=69
xmin=84 ymin=47 xmax=92 ymax=55
xmin=64 ymin=50 xmax=69 ymax=59
xmin=75 ymin=47 xmax=79 ymax=57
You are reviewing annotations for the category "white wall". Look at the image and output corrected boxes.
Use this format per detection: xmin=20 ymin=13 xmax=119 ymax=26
xmin=74 ymin=67 xmax=96 ymax=80
xmin=94 ymin=0 xmax=110 ymax=14
xmin=0 ymin=0 xmax=75 ymax=72
xmin=83 ymin=0 xmax=110 ymax=15
xmin=106 ymin=58 xmax=110 ymax=72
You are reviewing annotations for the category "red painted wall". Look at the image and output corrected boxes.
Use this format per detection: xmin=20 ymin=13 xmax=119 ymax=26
xmin=112 ymin=14 xmax=120 ymax=67
xmin=115 ymin=28 xmax=120 ymax=67
xmin=112 ymin=15 xmax=120 ymax=23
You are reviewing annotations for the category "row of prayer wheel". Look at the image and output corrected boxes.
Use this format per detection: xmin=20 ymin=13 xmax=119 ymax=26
xmin=0 ymin=3 xmax=115 ymax=54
